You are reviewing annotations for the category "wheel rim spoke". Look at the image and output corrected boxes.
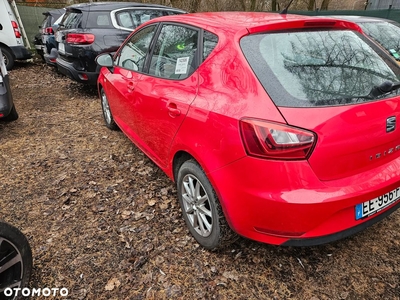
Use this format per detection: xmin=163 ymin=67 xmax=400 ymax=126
xmin=197 ymin=203 xmax=212 ymax=218
xmin=0 ymin=254 xmax=22 ymax=275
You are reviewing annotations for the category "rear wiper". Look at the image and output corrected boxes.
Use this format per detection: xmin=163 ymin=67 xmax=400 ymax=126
xmin=368 ymin=80 xmax=400 ymax=98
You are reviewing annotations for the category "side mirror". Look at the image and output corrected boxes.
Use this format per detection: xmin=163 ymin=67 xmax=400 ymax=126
xmin=96 ymin=53 xmax=113 ymax=67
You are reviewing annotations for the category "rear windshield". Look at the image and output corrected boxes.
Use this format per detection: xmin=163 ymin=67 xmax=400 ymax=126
xmin=241 ymin=29 xmax=400 ymax=107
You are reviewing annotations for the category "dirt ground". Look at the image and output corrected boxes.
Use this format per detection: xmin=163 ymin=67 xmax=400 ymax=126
xmin=0 ymin=58 xmax=399 ymax=300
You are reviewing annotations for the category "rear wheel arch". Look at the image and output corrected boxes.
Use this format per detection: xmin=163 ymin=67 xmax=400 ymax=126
xmin=173 ymin=152 xmax=238 ymax=250
xmin=173 ymin=151 xmax=194 ymax=182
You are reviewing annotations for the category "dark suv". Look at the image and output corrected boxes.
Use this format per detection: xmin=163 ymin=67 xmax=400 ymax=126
xmin=55 ymin=2 xmax=185 ymax=85
xmin=33 ymin=8 xmax=65 ymax=61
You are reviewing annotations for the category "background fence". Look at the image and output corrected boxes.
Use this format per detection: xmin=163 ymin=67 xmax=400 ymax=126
xmin=16 ymin=5 xmax=54 ymax=48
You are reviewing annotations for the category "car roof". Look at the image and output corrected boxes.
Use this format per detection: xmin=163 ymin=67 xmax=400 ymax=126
xmin=66 ymin=1 xmax=185 ymax=12
xmin=143 ymin=12 xmax=362 ymax=35
xmin=327 ymin=15 xmax=395 ymax=23
xmin=43 ymin=8 xmax=65 ymax=17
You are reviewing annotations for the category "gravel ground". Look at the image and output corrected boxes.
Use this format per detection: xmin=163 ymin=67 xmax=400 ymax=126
xmin=0 ymin=58 xmax=399 ymax=300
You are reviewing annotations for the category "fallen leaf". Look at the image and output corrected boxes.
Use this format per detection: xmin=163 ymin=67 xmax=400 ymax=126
xmin=105 ymin=278 xmax=121 ymax=291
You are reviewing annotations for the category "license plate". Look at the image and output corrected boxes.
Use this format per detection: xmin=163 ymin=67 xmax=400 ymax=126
xmin=356 ymin=187 xmax=400 ymax=220
xmin=58 ymin=43 xmax=65 ymax=55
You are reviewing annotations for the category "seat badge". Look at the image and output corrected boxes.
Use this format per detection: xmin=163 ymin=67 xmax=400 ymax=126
xmin=386 ymin=116 xmax=396 ymax=133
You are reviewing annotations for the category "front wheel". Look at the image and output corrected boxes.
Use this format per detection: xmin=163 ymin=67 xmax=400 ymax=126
xmin=100 ymin=88 xmax=118 ymax=131
xmin=0 ymin=221 xmax=32 ymax=300
xmin=177 ymin=160 xmax=238 ymax=250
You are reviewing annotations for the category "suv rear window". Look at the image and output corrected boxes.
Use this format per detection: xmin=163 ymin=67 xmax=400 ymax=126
xmin=61 ymin=10 xmax=113 ymax=29
xmin=241 ymin=29 xmax=400 ymax=107
xmin=60 ymin=11 xmax=82 ymax=29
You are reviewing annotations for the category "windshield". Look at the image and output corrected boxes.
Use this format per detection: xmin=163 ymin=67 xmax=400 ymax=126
xmin=358 ymin=21 xmax=400 ymax=54
xmin=241 ymin=29 xmax=400 ymax=107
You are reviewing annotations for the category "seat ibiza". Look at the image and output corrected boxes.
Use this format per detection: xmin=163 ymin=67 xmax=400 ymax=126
xmin=96 ymin=12 xmax=400 ymax=250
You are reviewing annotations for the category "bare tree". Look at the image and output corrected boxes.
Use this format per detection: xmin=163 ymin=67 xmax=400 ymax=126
xmin=320 ymin=0 xmax=330 ymax=9
xmin=307 ymin=0 xmax=316 ymax=10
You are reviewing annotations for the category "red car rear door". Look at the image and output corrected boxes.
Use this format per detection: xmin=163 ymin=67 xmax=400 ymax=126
xmin=128 ymin=24 xmax=200 ymax=168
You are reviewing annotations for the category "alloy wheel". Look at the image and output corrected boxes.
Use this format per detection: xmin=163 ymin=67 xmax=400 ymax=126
xmin=0 ymin=237 xmax=25 ymax=299
xmin=181 ymin=174 xmax=213 ymax=237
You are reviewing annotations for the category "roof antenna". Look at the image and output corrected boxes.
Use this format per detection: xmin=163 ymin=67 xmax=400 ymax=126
xmin=280 ymin=0 xmax=295 ymax=14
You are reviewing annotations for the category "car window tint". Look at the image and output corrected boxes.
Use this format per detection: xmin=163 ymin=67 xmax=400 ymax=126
xmin=116 ymin=25 xmax=157 ymax=72
xmin=241 ymin=29 xmax=400 ymax=107
xmin=148 ymin=24 xmax=198 ymax=79
xmin=203 ymin=30 xmax=218 ymax=61
xmin=85 ymin=12 xmax=113 ymax=28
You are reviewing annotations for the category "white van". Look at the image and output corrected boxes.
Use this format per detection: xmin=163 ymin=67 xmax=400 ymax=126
xmin=0 ymin=0 xmax=32 ymax=70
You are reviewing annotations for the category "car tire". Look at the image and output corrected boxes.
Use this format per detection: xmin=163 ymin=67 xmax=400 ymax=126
xmin=1 ymin=105 xmax=19 ymax=122
xmin=1 ymin=47 xmax=15 ymax=71
xmin=100 ymin=88 xmax=119 ymax=131
xmin=0 ymin=221 xmax=33 ymax=300
xmin=177 ymin=159 xmax=238 ymax=250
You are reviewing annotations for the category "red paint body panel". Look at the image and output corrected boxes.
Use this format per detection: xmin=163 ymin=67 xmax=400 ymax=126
xmin=280 ymin=99 xmax=400 ymax=181
xmin=209 ymin=154 xmax=400 ymax=244
xmin=98 ymin=12 xmax=400 ymax=246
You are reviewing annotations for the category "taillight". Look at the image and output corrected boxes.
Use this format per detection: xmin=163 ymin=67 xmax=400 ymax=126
xmin=240 ymin=118 xmax=316 ymax=160
xmin=66 ymin=33 xmax=95 ymax=45
xmin=11 ymin=21 xmax=21 ymax=38
xmin=44 ymin=27 xmax=53 ymax=34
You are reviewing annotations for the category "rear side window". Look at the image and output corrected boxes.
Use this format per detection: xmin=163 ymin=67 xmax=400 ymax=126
xmin=203 ymin=30 xmax=218 ymax=61
xmin=85 ymin=12 xmax=113 ymax=28
xmin=115 ymin=9 xmax=181 ymax=30
xmin=241 ymin=30 xmax=400 ymax=107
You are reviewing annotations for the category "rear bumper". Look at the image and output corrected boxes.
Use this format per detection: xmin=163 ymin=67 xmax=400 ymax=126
xmin=10 ymin=45 xmax=32 ymax=60
xmin=56 ymin=56 xmax=99 ymax=85
xmin=209 ymin=156 xmax=400 ymax=246
xmin=282 ymin=201 xmax=400 ymax=246
xmin=44 ymin=48 xmax=58 ymax=67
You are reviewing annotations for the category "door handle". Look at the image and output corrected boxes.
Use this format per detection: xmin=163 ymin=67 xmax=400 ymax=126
xmin=167 ymin=103 xmax=181 ymax=117
xmin=127 ymin=81 xmax=135 ymax=92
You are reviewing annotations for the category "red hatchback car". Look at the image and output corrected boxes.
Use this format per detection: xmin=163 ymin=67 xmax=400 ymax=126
xmin=96 ymin=12 xmax=400 ymax=250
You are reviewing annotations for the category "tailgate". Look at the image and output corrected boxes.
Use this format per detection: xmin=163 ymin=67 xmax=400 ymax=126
xmin=279 ymin=98 xmax=400 ymax=181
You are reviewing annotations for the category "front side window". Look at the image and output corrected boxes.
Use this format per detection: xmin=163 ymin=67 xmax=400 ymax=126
xmin=241 ymin=29 xmax=400 ymax=107
xmin=148 ymin=24 xmax=198 ymax=79
xmin=116 ymin=25 xmax=157 ymax=72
